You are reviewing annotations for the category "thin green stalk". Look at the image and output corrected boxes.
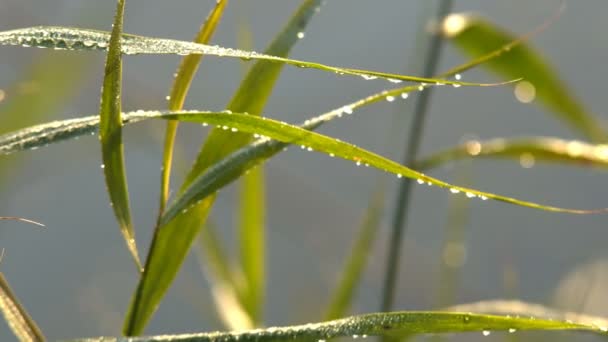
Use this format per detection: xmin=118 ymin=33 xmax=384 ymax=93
xmin=380 ymin=0 xmax=453 ymax=311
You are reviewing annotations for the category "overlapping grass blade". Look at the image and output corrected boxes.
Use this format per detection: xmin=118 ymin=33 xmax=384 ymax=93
xmin=124 ymin=1 xmax=322 ymax=335
xmin=195 ymin=223 xmax=253 ymax=330
xmin=73 ymin=311 xmax=608 ymax=342
xmin=441 ymin=13 xmax=607 ymax=142
xmin=416 ymin=137 xmax=608 ymax=171
xmin=158 ymin=0 xmax=227 ymax=216
xmin=0 ymin=272 xmax=45 ymax=342
xmin=98 ymin=0 xmax=142 ymax=271
xmin=0 ymin=26 xmax=507 ymax=87
xmin=324 ymin=189 xmax=384 ymax=321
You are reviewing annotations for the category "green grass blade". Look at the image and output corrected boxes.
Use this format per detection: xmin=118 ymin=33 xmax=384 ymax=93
xmin=158 ymin=0 xmax=227 ymax=216
xmin=324 ymin=189 xmax=384 ymax=321
xmin=416 ymin=137 xmax=608 ymax=171
xmin=2 ymin=111 xmax=606 ymax=216
xmin=123 ymin=1 xmax=322 ymax=335
xmin=0 ymin=26 xmax=509 ymax=88
xmin=239 ymin=165 xmax=265 ymax=325
xmin=98 ymin=0 xmax=142 ymax=271
xmin=441 ymin=13 xmax=607 ymax=142
xmin=195 ymin=223 xmax=254 ymax=330
xmin=72 ymin=311 xmax=608 ymax=342
xmin=0 ymin=272 xmax=45 ymax=342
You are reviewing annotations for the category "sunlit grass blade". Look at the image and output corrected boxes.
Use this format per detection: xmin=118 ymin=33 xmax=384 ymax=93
xmin=158 ymin=0 xmax=227 ymax=216
xmin=98 ymin=0 xmax=142 ymax=271
xmin=239 ymin=165 xmax=265 ymax=325
xmin=441 ymin=13 xmax=607 ymax=142
xmin=0 ymin=26 xmax=511 ymax=88
xmin=196 ymin=222 xmax=253 ymax=330
xmin=415 ymin=137 xmax=608 ymax=171
xmin=324 ymin=189 xmax=384 ymax=321
xmin=446 ymin=300 xmax=608 ymax=330
xmin=0 ymin=272 xmax=45 ymax=342
xmin=123 ymin=1 xmax=322 ymax=335
xmin=73 ymin=311 xmax=608 ymax=342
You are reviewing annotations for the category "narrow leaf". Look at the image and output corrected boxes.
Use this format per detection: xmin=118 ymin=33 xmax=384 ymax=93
xmin=158 ymin=0 xmax=228 ymax=215
xmin=0 ymin=26 xmax=508 ymax=88
xmin=98 ymin=0 xmax=142 ymax=270
xmin=0 ymin=272 xmax=45 ymax=342
xmin=124 ymin=1 xmax=323 ymax=335
xmin=195 ymin=223 xmax=253 ymax=330
xmin=415 ymin=137 xmax=608 ymax=171
xmin=72 ymin=310 xmax=608 ymax=342
xmin=441 ymin=13 xmax=607 ymax=142
xmin=324 ymin=189 xmax=383 ymax=321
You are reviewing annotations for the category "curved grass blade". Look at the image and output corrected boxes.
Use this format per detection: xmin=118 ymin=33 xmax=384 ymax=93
xmin=0 ymin=26 xmax=508 ymax=88
xmin=73 ymin=311 xmax=608 ymax=342
xmin=416 ymin=137 xmax=608 ymax=171
xmin=195 ymin=223 xmax=254 ymax=330
xmin=98 ymin=0 xmax=142 ymax=271
xmin=158 ymin=0 xmax=228 ymax=216
xmin=2 ymin=111 xmax=606 ymax=216
xmin=0 ymin=216 xmax=44 ymax=227
xmin=441 ymin=13 xmax=607 ymax=142
xmin=124 ymin=1 xmax=323 ymax=335
xmin=0 ymin=272 xmax=45 ymax=342
xmin=324 ymin=188 xmax=384 ymax=321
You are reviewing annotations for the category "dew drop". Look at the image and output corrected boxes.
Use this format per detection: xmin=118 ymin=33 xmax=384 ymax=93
xmin=329 ymin=153 xmax=335 ymax=157
xmin=202 ymin=122 xmax=208 ymax=127
xmin=307 ymin=147 xmax=313 ymax=152
xmin=417 ymin=179 xmax=425 ymax=184
xmin=100 ymin=164 xmax=105 ymax=169
xmin=386 ymin=95 xmax=395 ymax=102
xmin=508 ymin=328 xmax=516 ymax=333
xmin=165 ymin=95 xmax=171 ymax=101
xmin=400 ymin=93 xmax=409 ymax=99
xmin=300 ymin=145 xmax=306 ymax=149
xmin=343 ymin=106 xmax=354 ymax=115
xmin=452 ymin=83 xmax=461 ymax=88
xmin=482 ymin=330 xmax=491 ymax=336
xmin=356 ymin=161 xmax=362 ymax=166
xmin=455 ymin=74 xmax=462 ymax=80
xmin=418 ymin=85 xmax=424 ymax=91
xmin=387 ymin=78 xmax=402 ymax=84
xmin=297 ymin=31 xmax=305 ymax=39
xmin=465 ymin=192 xmax=476 ymax=198
xmin=450 ymin=188 xmax=460 ymax=194
xmin=480 ymin=195 xmax=488 ymax=201
xmin=397 ymin=174 xmax=402 ymax=178
xmin=231 ymin=127 xmax=238 ymax=132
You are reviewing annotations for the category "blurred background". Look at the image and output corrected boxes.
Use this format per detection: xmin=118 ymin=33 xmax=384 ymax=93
xmin=1 ymin=0 xmax=608 ymax=340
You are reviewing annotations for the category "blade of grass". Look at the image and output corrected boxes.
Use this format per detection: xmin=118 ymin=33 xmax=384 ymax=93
xmin=0 ymin=272 xmax=45 ymax=342
xmin=2 ymin=110 xmax=606 ymax=216
xmin=324 ymin=188 xmax=384 ymax=321
xmin=158 ymin=0 xmax=227 ymax=217
xmin=72 ymin=310 xmax=608 ymax=342
xmin=195 ymin=222 xmax=253 ymax=330
xmin=239 ymin=165 xmax=265 ymax=325
xmin=98 ymin=0 xmax=142 ymax=271
xmin=441 ymin=12 xmax=607 ymax=142
xmin=381 ymin=0 xmax=453 ymax=313
xmin=415 ymin=137 xmax=608 ymax=171
xmin=0 ymin=26 xmax=510 ymax=88
xmin=124 ymin=1 xmax=323 ymax=335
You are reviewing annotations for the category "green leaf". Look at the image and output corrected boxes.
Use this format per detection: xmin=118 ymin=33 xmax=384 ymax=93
xmin=98 ymin=0 xmax=142 ymax=271
xmin=71 ymin=310 xmax=608 ymax=342
xmin=324 ymin=188 xmax=384 ymax=321
xmin=441 ymin=13 xmax=607 ymax=142
xmin=158 ymin=0 xmax=228 ymax=216
xmin=0 ymin=272 xmax=45 ymax=342
xmin=415 ymin=137 xmax=608 ymax=171
xmin=0 ymin=26 xmax=506 ymax=87
xmin=195 ymin=222 xmax=253 ymax=330
xmin=239 ymin=165 xmax=265 ymax=325
xmin=124 ymin=0 xmax=323 ymax=335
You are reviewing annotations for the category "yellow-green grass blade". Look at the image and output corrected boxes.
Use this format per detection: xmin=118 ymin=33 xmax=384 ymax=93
xmin=98 ymin=0 xmax=142 ymax=271
xmin=2 ymin=110 xmax=606 ymax=216
xmin=441 ymin=13 xmax=607 ymax=142
xmin=195 ymin=222 xmax=253 ymax=330
xmin=124 ymin=1 xmax=323 ymax=335
xmin=324 ymin=188 xmax=384 ymax=321
xmin=71 ymin=310 xmax=608 ymax=342
xmin=0 ymin=272 xmax=45 ymax=342
xmin=239 ymin=165 xmax=265 ymax=325
xmin=158 ymin=0 xmax=227 ymax=216
xmin=416 ymin=137 xmax=608 ymax=171
xmin=0 ymin=26 xmax=508 ymax=88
